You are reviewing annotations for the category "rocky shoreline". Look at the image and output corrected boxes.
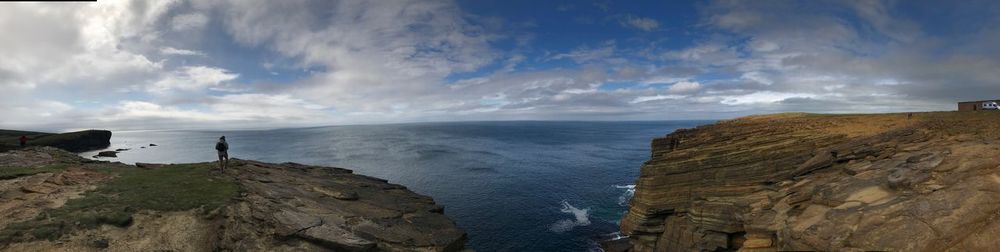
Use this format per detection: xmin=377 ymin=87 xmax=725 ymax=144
xmin=616 ymin=112 xmax=1000 ymax=251
xmin=0 ymin=147 xmax=469 ymax=251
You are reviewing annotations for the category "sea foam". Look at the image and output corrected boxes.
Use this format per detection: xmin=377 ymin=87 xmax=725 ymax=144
xmin=549 ymin=201 xmax=591 ymax=233
xmin=615 ymin=184 xmax=636 ymax=206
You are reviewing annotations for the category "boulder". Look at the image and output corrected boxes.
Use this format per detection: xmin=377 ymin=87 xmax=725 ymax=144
xmin=135 ymin=163 xmax=166 ymax=169
xmin=95 ymin=151 xmax=117 ymax=158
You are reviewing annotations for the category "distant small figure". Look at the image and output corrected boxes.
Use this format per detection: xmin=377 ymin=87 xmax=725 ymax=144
xmin=215 ymin=136 xmax=229 ymax=172
xmin=18 ymin=135 xmax=27 ymax=147
xmin=907 ymin=113 xmax=913 ymax=119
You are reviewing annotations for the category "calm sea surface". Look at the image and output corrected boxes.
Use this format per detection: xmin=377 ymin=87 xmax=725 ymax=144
xmin=80 ymin=121 xmax=711 ymax=251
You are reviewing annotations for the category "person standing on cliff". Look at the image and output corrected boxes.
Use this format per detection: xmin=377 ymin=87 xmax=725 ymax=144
xmin=215 ymin=136 xmax=229 ymax=172
xmin=18 ymin=135 xmax=27 ymax=147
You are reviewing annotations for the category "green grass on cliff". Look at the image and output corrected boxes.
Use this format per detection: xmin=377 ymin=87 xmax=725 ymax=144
xmin=0 ymin=164 xmax=68 ymax=179
xmin=0 ymin=163 xmax=240 ymax=243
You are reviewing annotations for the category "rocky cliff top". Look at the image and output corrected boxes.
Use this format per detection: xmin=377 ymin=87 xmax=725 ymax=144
xmin=0 ymin=147 xmax=467 ymax=251
xmin=619 ymin=111 xmax=1000 ymax=251
xmin=0 ymin=130 xmax=112 ymax=152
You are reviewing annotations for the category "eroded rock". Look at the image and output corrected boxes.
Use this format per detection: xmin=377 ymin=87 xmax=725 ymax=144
xmin=619 ymin=112 xmax=1000 ymax=251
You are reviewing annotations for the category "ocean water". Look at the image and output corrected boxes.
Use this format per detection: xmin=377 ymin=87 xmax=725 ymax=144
xmin=79 ymin=121 xmax=710 ymax=251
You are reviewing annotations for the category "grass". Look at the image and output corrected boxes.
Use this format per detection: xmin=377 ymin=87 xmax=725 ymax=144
xmin=27 ymin=131 xmax=98 ymax=146
xmin=0 ymin=163 xmax=240 ymax=243
xmin=0 ymin=164 xmax=69 ymax=179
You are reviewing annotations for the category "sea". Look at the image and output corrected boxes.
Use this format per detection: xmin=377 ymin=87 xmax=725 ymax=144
xmin=79 ymin=121 xmax=711 ymax=252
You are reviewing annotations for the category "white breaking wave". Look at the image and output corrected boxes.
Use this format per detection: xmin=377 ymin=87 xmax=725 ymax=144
xmin=549 ymin=201 xmax=592 ymax=233
xmin=615 ymin=184 xmax=636 ymax=206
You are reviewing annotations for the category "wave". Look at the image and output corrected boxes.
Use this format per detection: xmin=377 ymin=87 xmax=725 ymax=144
xmin=549 ymin=200 xmax=592 ymax=233
xmin=615 ymin=184 xmax=635 ymax=206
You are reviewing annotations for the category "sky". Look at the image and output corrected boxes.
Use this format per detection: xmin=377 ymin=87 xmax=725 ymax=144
xmin=2 ymin=0 xmax=1000 ymax=131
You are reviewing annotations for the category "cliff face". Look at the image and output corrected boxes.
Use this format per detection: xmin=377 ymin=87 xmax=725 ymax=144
xmin=621 ymin=112 xmax=1000 ymax=251
xmin=0 ymin=129 xmax=112 ymax=152
xmin=0 ymin=147 xmax=466 ymax=251
xmin=32 ymin=130 xmax=113 ymax=152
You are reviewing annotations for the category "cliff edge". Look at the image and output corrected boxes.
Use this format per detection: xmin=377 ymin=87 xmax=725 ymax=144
xmin=619 ymin=112 xmax=1000 ymax=251
xmin=0 ymin=147 xmax=467 ymax=251
xmin=0 ymin=129 xmax=112 ymax=152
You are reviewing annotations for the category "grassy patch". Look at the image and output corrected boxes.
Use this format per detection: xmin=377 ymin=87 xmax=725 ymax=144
xmin=0 ymin=164 xmax=68 ymax=180
xmin=0 ymin=163 xmax=240 ymax=243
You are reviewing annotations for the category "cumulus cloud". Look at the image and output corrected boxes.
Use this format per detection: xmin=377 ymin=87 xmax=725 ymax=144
xmin=1 ymin=0 xmax=999 ymax=130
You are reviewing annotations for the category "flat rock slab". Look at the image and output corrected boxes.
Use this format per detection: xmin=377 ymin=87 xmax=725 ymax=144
xmin=298 ymin=224 xmax=376 ymax=252
xmin=219 ymin=160 xmax=468 ymax=251
xmin=273 ymin=210 xmax=322 ymax=236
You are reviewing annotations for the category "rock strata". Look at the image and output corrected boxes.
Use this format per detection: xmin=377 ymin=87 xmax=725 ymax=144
xmin=619 ymin=112 xmax=1000 ymax=251
xmin=217 ymin=160 xmax=468 ymax=251
xmin=0 ymin=147 xmax=468 ymax=251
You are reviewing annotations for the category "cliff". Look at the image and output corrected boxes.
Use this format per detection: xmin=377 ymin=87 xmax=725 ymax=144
xmin=0 ymin=129 xmax=112 ymax=152
xmin=619 ymin=112 xmax=1000 ymax=251
xmin=0 ymin=147 xmax=467 ymax=251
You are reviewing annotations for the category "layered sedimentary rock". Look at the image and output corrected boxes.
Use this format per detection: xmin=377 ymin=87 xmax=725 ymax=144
xmin=620 ymin=112 xmax=1000 ymax=251
xmin=218 ymin=160 xmax=468 ymax=251
xmin=0 ymin=147 xmax=467 ymax=251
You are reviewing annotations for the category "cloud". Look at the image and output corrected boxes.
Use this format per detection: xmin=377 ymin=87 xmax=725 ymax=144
xmin=160 ymin=47 xmax=205 ymax=56
xmin=550 ymin=42 xmax=616 ymax=64
xmin=95 ymin=94 xmax=331 ymax=130
xmin=621 ymin=15 xmax=660 ymax=31
xmin=630 ymin=94 xmax=685 ymax=104
xmin=209 ymin=93 xmax=329 ymax=120
xmin=668 ymin=80 xmax=702 ymax=93
xmin=3 ymin=0 xmax=1000 ymax=130
xmin=150 ymin=66 xmax=238 ymax=93
xmin=171 ymin=12 xmax=209 ymax=31
xmin=204 ymin=0 xmax=500 ymax=113
xmin=106 ymin=101 xmax=220 ymax=122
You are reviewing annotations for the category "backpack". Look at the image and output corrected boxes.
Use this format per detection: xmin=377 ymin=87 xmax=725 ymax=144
xmin=215 ymin=142 xmax=227 ymax=151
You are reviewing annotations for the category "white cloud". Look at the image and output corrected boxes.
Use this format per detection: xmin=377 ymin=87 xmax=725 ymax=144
xmin=150 ymin=66 xmax=238 ymax=93
xmin=1 ymin=0 xmax=999 ymax=130
xmin=202 ymin=0 xmax=500 ymax=114
xmin=210 ymin=93 xmax=328 ymax=120
xmin=741 ymin=72 xmax=773 ymax=85
xmin=160 ymin=47 xmax=205 ymax=56
xmin=95 ymin=94 xmax=332 ymax=130
xmin=171 ymin=12 xmax=209 ymax=31
xmin=719 ymin=91 xmax=816 ymax=105
xmin=631 ymin=95 xmax=685 ymax=104
xmin=0 ymin=2 xmax=166 ymax=91
xmin=668 ymin=80 xmax=702 ymax=93
xmin=621 ymin=15 xmax=660 ymax=31
xmin=105 ymin=101 xmax=220 ymax=122
xmin=550 ymin=43 xmax=616 ymax=63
